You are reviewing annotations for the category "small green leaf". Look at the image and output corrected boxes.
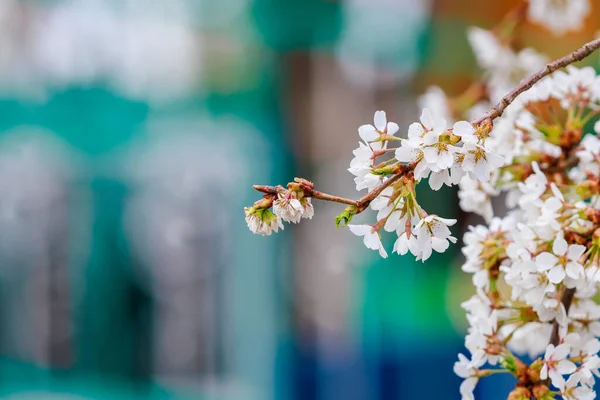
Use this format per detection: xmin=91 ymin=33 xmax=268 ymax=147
xmin=334 ymin=205 xmax=358 ymax=228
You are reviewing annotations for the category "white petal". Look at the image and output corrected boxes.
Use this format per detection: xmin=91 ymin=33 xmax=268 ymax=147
xmin=363 ymin=231 xmax=381 ymax=250
xmin=566 ymin=262 xmax=583 ymax=279
xmin=386 ymin=122 xmax=399 ymax=136
xmin=536 ymin=252 xmax=559 ymax=270
xmin=420 ymin=245 xmax=433 ymax=262
xmin=395 ymin=144 xmax=420 ymax=163
xmin=473 ymin=161 xmax=490 ymax=182
xmin=348 ymin=224 xmax=371 ymax=236
xmin=358 ymin=125 xmax=379 ymax=143
xmin=567 ymin=244 xmax=586 ymax=261
xmin=429 ymin=169 xmax=449 ymax=190
xmin=485 ymin=150 xmax=504 ymax=168
xmin=374 ymin=111 xmax=387 ymax=131
xmin=556 ymin=360 xmax=577 ymax=375
xmin=461 ymin=153 xmax=475 ymax=172
xmin=433 ymin=115 xmax=447 ymax=133
xmin=545 ymin=197 xmax=562 ymax=213
xmin=422 ymin=146 xmax=440 ymax=164
xmin=431 ymin=237 xmax=449 ymax=252
xmin=549 ymin=370 xmax=565 ymax=389
xmin=553 ymin=234 xmax=568 ymax=256
xmin=459 ymin=377 xmax=477 ymax=400
xmin=540 ymin=365 xmax=550 ymax=381
xmin=408 ymin=122 xmax=425 ymax=140
xmin=437 ymin=217 xmax=457 ymax=226
xmin=393 ymin=234 xmax=409 ymax=255
xmin=423 ymin=131 xmax=439 ymax=146
xmin=414 ymin=161 xmax=431 ymax=180
xmin=378 ymin=245 xmax=388 ymax=258
xmin=554 ymin=344 xmax=570 ymax=360
xmin=453 ymin=120 xmax=475 ymax=138
xmin=548 ymin=265 xmax=566 ymax=284
xmin=420 ymin=108 xmax=434 ymax=130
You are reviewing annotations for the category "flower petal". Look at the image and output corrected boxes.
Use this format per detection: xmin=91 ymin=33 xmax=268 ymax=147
xmin=358 ymin=125 xmax=379 ymax=142
xmin=386 ymin=122 xmax=399 ymax=136
xmin=536 ymin=252 xmax=559 ymax=270
xmin=408 ymin=122 xmax=425 ymax=141
xmin=547 ymin=265 xmax=566 ymax=284
xmin=374 ymin=111 xmax=387 ymax=131
xmin=553 ymin=233 xmax=568 ymax=256
xmin=420 ymin=108 xmax=434 ymax=130
xmin=348 ymin=224 xmax=371 ymax=236
xmin=566 ymin=244 xmax=586 ymax=261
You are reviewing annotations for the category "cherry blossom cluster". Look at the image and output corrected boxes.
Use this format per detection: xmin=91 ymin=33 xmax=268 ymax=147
xmin=346 ymin=109 xmax=504 ymax=260
xmin=244 ymin=0 xmax=600 ymax=398
xmin=246 ymin=108 xmax=503 ymax=261
xmin=450 ymin=62 xmax=600 ymax=398
xmin=244 ymin=181 xmax=314 ymax=235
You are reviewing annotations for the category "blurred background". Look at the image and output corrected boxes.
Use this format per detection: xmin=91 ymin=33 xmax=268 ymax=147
xmin=0 ymin=0 xmax=599 ymax=399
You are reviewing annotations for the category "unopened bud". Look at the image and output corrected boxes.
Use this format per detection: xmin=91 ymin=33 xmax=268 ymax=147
xmin=508 ymin=387 xmax=531 ymax=400
xmin=294 ymin=178 xmax=314 ymax=193
xmin=585 ymin=207 xmax=600 ymax=224
xmin=576 ymin=180 xmax=600 ymax=200
xmin=532 ymin=384 xmax=553 ymax=400
xmin=254 ymin=195 xmax=275 ymax=209
xmin=527 ymin=359 xmax=543 ymax=382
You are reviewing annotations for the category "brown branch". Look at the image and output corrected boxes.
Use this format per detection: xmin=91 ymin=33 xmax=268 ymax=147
xmin=253 ymin=184 xmax=359 ymax=206
xmin=253 ymin=165 xmax=408 ymax=215
xmin=472 ymin=38 xmax=600 ymax=126
xmin=541 ymin=287 xmax=576 ymax=386
xmin=548 ymin=288 xmax=576 ymax=347
xmin=355 ymin=172 xmax=405 ymax=212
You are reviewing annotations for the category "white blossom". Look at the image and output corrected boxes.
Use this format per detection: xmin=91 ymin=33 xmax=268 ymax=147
xmin=467 ymin=27 xmax=547 ymax=101
xmin=541 ymin=343 xmax=577 ymax=388
xmin=454 ymin=354 xmax=484 ymax=400
xmin=458 ymin=176 xmax=497 ymax=222
xmin=559 ymin=373 xmax=596 ymax=400
xmin=348 ymin=224 xmax=388 ymax=258
xmin=528 ymin=0 xmax=590 ymax=36
xmin=535 ymin=232 xmax=586 ymax=285
xmin=245 ymin=207 xmax=283 ymax=236
xmin=273 ymin=196 xmax=303 ymax=223
xmin=358 ymin=110 xmax=399 ymax=146
xmin=418 ymin=86 xmax=453 ymax=124
xmin=412 ymin=215 xmax=457 ymax=262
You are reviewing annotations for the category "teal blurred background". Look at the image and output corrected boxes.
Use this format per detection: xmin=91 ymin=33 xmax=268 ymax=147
xmin=2 ymin=0 xmax=597 ymax=399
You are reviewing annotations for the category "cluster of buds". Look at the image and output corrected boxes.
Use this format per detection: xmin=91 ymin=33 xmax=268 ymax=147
xmin=244 ymin=179 xmax=315 ymax=235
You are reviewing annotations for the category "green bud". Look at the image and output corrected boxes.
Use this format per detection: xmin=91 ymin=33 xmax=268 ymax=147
xmin=335 ymin=205 xmax=358 ymax=228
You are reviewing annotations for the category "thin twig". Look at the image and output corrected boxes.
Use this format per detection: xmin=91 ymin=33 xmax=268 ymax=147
xmin=472 ymin=38 xmax=600 ymax=125
xmin=253 ymin=166 xmax=407 ymax=215
xmin=355 ymin=172 xmax=404 ymax=213
xmin=254 ymin=184 xmax=359 ymax=207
